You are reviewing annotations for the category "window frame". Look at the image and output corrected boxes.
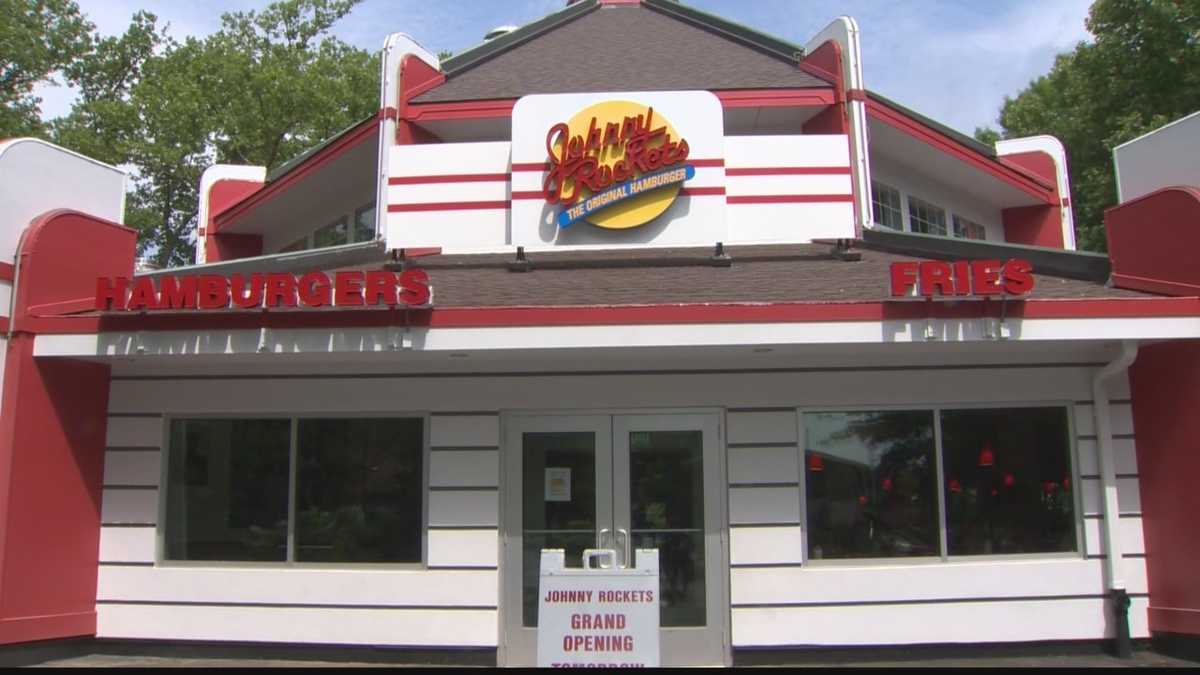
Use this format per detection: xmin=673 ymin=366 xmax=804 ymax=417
xmin=870 ymin=180 xmax=905 ymax=231
xmin=952 ymin=213 xmax=988 ymax=241
xmin=352 ymin=201 xmax=377 ymax=244
xmin=156 ymin=411 xmax=431 ymax=570
xmin=797 ymin=401 xmax=1084 ymax=567
xmin=906 ymin=194 xmax=949 ymax=236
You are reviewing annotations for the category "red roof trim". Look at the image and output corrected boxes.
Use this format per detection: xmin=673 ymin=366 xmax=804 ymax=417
xmin=866 ymin=99 xmax=1056 ymax=203
xmin=1111 ymin=273 xmax=1200 ymax=297
xmin=713 ymin=88 xmax=836 ymax=108
xmin=387 ymin=200 xmax=510 ymax=212
xmin=22 ymin=297 xmax=1200 ymax=336
xmin=214 ymin=117 xmax=378 ymax=228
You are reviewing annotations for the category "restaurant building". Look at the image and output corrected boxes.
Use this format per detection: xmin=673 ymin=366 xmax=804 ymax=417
xmin=1 ymin=0 xmax=1198 ymax=666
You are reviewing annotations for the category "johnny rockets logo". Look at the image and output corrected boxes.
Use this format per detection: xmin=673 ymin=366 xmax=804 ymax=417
xmin=542 ymin=101 xmax=694 ymax=230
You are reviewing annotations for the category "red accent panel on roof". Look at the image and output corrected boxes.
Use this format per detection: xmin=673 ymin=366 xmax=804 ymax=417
xmin=1000 ymin=150 xmax=1057 ymax=186
xmin=206 ymin=178 xmax=265 ymax=263
xmin=1106 ymin=186 xmax=1200 ymax=295
xmin=866 ymin=99 xmax=1056 ymax=203
xmin=0 ymin=261 xmax=13 ymax=282
xmin=1003 ymin=205 xmax=1064 ymax=249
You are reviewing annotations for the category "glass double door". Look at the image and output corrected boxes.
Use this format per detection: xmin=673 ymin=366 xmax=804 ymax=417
xmin=501 ymin=413 xmax=728 ymax=667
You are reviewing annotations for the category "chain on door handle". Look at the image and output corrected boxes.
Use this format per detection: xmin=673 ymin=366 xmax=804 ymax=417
xmin=616 ymin=528 xmax=631 ymax=569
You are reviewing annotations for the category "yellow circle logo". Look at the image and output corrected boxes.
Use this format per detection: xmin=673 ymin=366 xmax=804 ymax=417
xmin=543 ymin=101 xmax=693 ymax=230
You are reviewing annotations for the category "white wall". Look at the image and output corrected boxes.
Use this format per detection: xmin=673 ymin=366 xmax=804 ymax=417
xmin=871 ymin=154 xmax=1004 ymax=242
xmin=100 ymin=363 xmax=1144 ymax=649
xmin=1114 ymin=111 xmax=1200 ymax=203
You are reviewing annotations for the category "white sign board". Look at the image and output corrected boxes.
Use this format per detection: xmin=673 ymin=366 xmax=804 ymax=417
xmin=537 ymin=548 xmax=660 ymax=668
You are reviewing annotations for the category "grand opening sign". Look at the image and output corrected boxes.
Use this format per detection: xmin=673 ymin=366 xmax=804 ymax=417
xmin=94 ymin=269 xmax=431 ymax=311
xmin=537 ymin=549 xmax=660 ymax=668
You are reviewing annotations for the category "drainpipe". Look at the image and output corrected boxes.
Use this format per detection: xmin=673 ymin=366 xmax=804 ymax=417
xmin=1091 ymin=340 xmax=1138 ymax=659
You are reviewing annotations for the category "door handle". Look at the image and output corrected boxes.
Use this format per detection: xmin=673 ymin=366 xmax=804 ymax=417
xmin=598 ymin=527 xmax=612 ymax=552
xmin=616 ymin=528 xmax=631 ymax=569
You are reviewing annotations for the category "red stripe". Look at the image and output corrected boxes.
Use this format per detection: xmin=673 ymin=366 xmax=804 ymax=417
xmin=727 ymin=194 xmax=854 ymax=204
xmin=726 ymin=167 xmax=850 ymax=176
xmin=389 ymin=173 xmax=509 ymax=185
xmin=387 ymin=200 xmax=509 ymax=213
xmin=19 ymin=297 xmax=1200 ymax=337
xmin=0 ymin=261 xmax=13 ymax=282
xmin=679 ymin=187 xmax=726 ymax=197
xmin=511 ymin=191 xmax=545 ymax=200
xmin=689 ymin=159 xmax=725 ymax=168
xmin=512 ymin=162 xmax=550 ymax=172
xmin=0 ymin=316 xmax=8 ymax=333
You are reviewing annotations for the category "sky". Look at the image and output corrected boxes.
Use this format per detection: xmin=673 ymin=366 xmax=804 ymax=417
xmin=34 ymin=0 xmax=1095 ymax=136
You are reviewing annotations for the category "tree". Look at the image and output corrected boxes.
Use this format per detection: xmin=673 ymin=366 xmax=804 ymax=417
xmin=50 ymin=0 xmax=380 ymax=267
xmin=987 ymin=0 xmax=1200 ymax=252
xmin=0 ymin=0 xmax=93 ymax=137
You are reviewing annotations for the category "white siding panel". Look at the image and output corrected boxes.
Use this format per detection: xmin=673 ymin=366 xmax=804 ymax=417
xmin=427 ymin=529 xmax=498 ymax=568
xmin=105 ymin=416 xmax=162 ymax=448
xmin=729 ymin=526 xmax=803 ymax=565
xmin=101 ymin=488 xmax=158 ymax=524
xmin=727 ymin=411 xmax=797 ymax=445
xmin=732 ymin=596 xmax=1146 ymax=646
xmin=724 ymin=135 xmax=850 ymax=169
xmin=1077 ymin=438 xmax=1138 ymax=476
xmin=429 ymin=450 xmax=499 ymax=488
xmin=428 ymin=490 xmax=498 ymax=527
xmin=388 ymin=181 xmax=509 ymax=205
xmin=728 ymin=446 xmax=799 ymax=485
xmin=97 ymin=566 xmax=498 ymax=607
xmin=725 ymin=174 xmax=852 ymax=197
xmin=103 ymin=451 xmax=161 ymax=487
xmin=430 ymin=415 xmax=499 ymax=448
xmin=96 ymin=604 xmax=497 ymax=647
xmin=99 ymin=526 xmax=155 ymax=563
xmin=726 ymin=202 xmax=854 ymax=243
xmin=1074 ymin=403 xmax=1135 ymax=437
xmin=1084 ymin=517 xmax=1145 ymax=556
xmin=1081 ymin=477 xmax=1142 ymax=515
xmin=728 ymin=487 xmax=800 ymax=525
xmin=390 ymin=141 xmax=510 ymax=177
xmin=730 ymin=558 xmax=1134 ymax=606
xmin=385 ymin=210 xmax=508 ymax=250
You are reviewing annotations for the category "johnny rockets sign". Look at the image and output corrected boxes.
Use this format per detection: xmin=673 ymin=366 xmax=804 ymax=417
xmin=94 ymin=269 xmax=431 ymax=311
xmin=510 ymin=91 xmax=726 ymax=246
xmin=543 ymin=101 xmax=693 ymax=230
xmin=890 ymin=259 xmax=1035 ymax=297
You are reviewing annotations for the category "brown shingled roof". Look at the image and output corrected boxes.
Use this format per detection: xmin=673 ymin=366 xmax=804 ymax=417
xmin=413 ymin=3 xmax=829 ymax=104
xmin=412 ymin=244 xmax=1153 ymax=308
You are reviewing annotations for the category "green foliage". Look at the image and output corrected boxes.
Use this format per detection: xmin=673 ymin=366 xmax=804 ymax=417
xmin=0 ymin=0 xmax=94 ymax=137
xmin=973 ymin=126 xmax=1000 ymax=147
xmin=41 ymin=0 xmax=380 ymax=267
xmin=994 ymin=0 xmax=1200 ymax=252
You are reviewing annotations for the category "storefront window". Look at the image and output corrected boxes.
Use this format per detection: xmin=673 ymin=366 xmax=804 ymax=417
xmin=940 ymin=407 xmax=1076 ymax=555
xmin=804 ymin=411 xmax=939 ymax=560
xmin=165 ymin=419 xmax=291 ymax=561
xmin=296 ymin=418 xmax=424 ymax=563
xmin=165 ymin=416 xmax=425 ymax=564
xmin=803 ymin=406 xmax=1079 ymax=562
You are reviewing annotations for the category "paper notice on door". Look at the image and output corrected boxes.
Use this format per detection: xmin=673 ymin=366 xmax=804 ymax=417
xmin=545 ymin=467 xmax=571 ymax=502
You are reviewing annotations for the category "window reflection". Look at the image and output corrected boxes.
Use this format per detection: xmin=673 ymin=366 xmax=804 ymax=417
xmin=941 ymin=408 xmax=1076 ymax=555
xmin=804 ymin=411 xmax=939 ymax=559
